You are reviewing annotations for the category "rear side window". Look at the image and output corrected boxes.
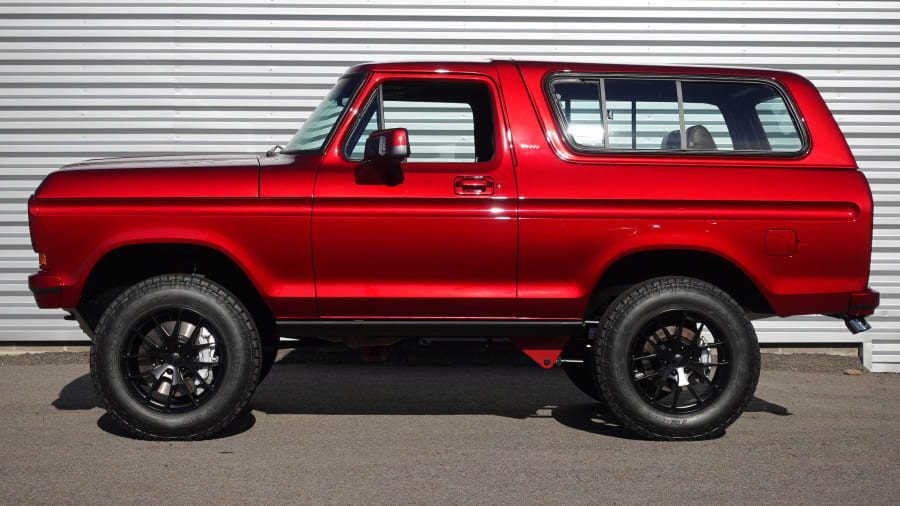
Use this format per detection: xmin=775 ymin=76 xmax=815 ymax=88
xmin=755 ymin=97 xmax=804 ymax=151
xmin=547 ymin=75 xmax=805 ymax=155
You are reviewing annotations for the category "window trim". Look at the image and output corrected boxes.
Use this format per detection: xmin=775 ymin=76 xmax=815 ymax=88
xmin=543 ymin=72 xmax=810 ymax=158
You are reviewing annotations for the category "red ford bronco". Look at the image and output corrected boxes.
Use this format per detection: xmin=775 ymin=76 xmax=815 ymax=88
xmin=28 ymin=60 xmax=878 ymax=440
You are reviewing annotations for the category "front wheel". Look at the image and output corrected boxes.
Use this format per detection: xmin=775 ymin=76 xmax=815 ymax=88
xmin=90 ymin=274 xmax=261 ymax=440
xmin=594 ymin=277 xmax=760 ymax=440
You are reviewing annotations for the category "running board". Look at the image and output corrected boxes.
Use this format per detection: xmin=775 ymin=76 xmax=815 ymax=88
xmin=276 ymin=319 xmax=584 ymax=338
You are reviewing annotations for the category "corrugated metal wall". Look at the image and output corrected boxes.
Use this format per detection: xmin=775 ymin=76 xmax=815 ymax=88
xmin=1 ymin=0 xmax=898 ymax=371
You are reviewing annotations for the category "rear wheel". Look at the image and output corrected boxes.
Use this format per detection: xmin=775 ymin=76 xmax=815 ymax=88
xmin=90 ymin=274 xmax=261 ymax=440
xmin=595 ymin=276 xmax=759 ymax=440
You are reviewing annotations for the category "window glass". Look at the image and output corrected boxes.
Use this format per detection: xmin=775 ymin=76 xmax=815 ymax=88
xmin=385 ymin=101 xmax=475 ymax=162
xmin=683 ymin=102 xmax=733 ymax=150
xmin=605 ymin=79 xmax=680 ymax=150
xmin=285 ymin=73 xmax=363 ymax=153
xmin=549 ymin=80 xmax=605 ymax=147
xmin=756 ymin=97 xmax=803 ymax=151
xmin=346 ymin=81 xmax=493 ymax=163
xmin=681 ymin=80 xmax=801 ymax=152
xmin=548 ymin=75 xmax=804 ymax=155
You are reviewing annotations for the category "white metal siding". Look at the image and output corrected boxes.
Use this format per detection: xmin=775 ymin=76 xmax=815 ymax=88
xmin=1 ymin=0 xmax=898 ymax=371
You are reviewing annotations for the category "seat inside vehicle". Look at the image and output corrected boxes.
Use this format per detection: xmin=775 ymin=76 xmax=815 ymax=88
xmin=661 ymin=130 xmax=681 ymax=149
xmin=686 ymin=125 xmax=717 ymax=150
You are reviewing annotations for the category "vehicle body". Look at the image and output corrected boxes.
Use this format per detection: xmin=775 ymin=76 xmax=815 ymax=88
xmin=28 ymin=60 xmax=879 ymax=440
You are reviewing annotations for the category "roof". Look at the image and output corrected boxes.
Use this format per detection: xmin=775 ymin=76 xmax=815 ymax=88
xmin=346 ymin=59 xmax=804 ymax=82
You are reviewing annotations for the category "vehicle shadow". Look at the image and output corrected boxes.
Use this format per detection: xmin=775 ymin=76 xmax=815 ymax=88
xmin=52 ymin=345 xmax=792 ymax=440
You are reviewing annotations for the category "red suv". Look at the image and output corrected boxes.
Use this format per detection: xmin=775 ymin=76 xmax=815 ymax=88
xmin=28 ymin=60 xmax=878 ymax=441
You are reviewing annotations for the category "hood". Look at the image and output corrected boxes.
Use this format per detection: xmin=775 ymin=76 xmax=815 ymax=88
xmin=34 ymin=154 xmax=260 ymax=199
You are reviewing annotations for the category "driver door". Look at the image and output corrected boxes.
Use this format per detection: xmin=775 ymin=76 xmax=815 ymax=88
xmin=311 ymin=72 xmax=518 ymax=318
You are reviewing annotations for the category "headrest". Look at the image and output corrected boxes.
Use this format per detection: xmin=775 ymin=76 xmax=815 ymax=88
xmin=660 ymin=130 xmax=681 ymax=149
xmin=686 ymin=125 xmax=717 ymax=150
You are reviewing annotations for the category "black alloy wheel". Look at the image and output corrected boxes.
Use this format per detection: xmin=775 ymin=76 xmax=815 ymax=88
xmin=121 ymin=307 xmax=226 ymax=413
xmin=629 ymin=310 xmax=728 ymax=414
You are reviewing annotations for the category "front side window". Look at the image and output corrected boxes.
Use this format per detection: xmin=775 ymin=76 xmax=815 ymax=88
xmin=548 ymin=75 xmax=805 ymax=155
xmin=285 ymin=73 xmax=364 ymax=153
xmin=345 ymin=80 xmax=495 ymax=163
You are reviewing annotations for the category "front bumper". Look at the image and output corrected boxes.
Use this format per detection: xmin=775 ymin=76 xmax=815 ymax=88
xmin=28 ymin=271 xmax=62 ymax=308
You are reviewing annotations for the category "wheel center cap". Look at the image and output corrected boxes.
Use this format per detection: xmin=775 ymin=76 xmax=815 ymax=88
xmin=168 ymin=352 xmax=180 ymax=363
xmin=674 ymin=353 xmax=684 ymax=362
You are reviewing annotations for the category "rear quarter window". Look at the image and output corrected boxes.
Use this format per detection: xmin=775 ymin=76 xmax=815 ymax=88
xmin=546 ymin=74 xmax=806 ymax=156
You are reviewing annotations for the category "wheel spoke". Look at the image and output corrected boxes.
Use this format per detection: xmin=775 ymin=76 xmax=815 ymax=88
xmin=693 ymin=369 xmax=721 ymax=392
xmin=144 ymin=376 xmax=163 ymax=405
xmin=150 ymin=314 xmax=171 ymax=346
xmin=122 ymin=352 xmax=162 ymax=360
xmin=670 ymin=387 xmax=681 ymax=411
xmin=695 ymin=361 xmax=728 ymax=366
xmin=164 ymin=381 xmax=175 ymax=410
xmin=687 ymin=383 xmax=703 ymax=407
xmin=186 ymin=318 xmax=205 ymax=347
xmin=635 ymin=370 xmax=661 ymax=382
xmin=172 ymin=308 xmax=183 ymax=341
xmin=632 ymin=354 xmax=658 ymax=361
xmin=654 ymin=317 xmax=673 ymax=340
xmin=698 ymin=342 xmax=723 ymax=349
xmin=135 ymin=329 xmax=164 ymax=351
xmin=179 ymin=370 xmax=200 ymax=406
xmin=183 ymin=363 xmax=214 ymax=392
xmin=190 ymin=360 xmax=219 ymax=366
xmin=126 ymin=370 xmax=154 ymax=381
xmin=675 ymin=311 xmax=686 ymax=342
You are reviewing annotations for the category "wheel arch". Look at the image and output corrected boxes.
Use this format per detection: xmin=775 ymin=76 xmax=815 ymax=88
xmin=76 ymin=242 xmax=275 ymax=344
xmin=584 ymin=247 xmax=774 ymax=319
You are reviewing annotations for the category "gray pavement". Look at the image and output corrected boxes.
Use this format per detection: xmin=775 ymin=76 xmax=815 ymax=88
xmin=1 ymin=350 xmax=899 ymax=504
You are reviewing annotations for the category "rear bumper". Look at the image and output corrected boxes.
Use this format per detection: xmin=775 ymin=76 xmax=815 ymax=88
xmin=28 ymin=271 xmax=62 ymax=308
xmin=848 ymin=289 xmax=879 ymax=316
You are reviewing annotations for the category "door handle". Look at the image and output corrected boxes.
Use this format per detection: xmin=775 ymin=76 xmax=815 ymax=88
xmin=454 ymin=176 xmax=494 ymax=195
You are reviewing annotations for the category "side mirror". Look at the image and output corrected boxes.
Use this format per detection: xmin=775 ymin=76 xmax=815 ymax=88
xmin=364 ymin=128 xmax=410 ymax=163
xmin=359 ymin=128 xmax=408 ymax=186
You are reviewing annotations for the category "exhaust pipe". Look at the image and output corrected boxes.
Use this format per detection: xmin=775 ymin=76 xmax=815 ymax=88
xmin=844 ymin=316 xmax=871 ymax=334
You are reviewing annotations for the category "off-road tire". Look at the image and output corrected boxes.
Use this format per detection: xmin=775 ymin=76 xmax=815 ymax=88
xmin=594 ymin=276 xmax=760 ymax=440
xmin=90 ymin=274 xmax=261 ymax=440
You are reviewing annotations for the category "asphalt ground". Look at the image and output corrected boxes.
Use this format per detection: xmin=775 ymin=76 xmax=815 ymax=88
xmin=1 ymin=345 xmax=899 ymax=504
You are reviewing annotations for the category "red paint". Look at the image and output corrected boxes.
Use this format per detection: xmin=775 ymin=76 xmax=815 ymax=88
xmin=765 ymin=229 xmax=799 ymax=256
xmin=511 ymin=336 xmax=571 ymax=369
xmin=27 ymin=60 xmax=879 ymax=335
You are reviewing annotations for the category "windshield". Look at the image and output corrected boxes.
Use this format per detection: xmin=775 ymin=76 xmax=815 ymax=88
xmin=284 ymin=72 xmax=364 ymax=153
